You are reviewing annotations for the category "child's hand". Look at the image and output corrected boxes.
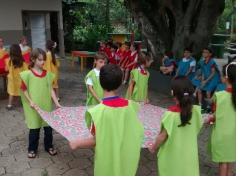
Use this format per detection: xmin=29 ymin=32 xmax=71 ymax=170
xmin=148 ymin=143 xmax=156 ymax=154
xmin=144 ymin=99 xmax=150 ymax=104
xmin=201 ymin=80 xmax=207 ymax=87
xmin=69 ymin=141 xmax=78 ymax=150
xmin=56 ymin=103 xmax=62 ymax=109
xmin=30 ymin=101 xmax=36 ymax=109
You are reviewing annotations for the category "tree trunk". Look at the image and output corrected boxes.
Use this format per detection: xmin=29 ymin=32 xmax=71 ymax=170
xmin=125 ymin=0 xmax=225 ymax=61
xmin=105 ymin=0 xmax=110 ymax=33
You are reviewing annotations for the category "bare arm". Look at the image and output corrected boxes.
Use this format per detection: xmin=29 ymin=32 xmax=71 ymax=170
xmin=201 ymin=67 xmax=216 ymax=86
xmin=148 ymin=129 xmax=168 ymax=153
xmin=88 ymin=85 xmax=101 ymax=103
xmin=145 ymin=86 xmax=149 ymax=104
xmin=174 ymin=68 xmax=179 ymax=78
xmin=127 ymin=80 xmax=135 ymax=99
xmin=51 ymin=89 xmax=61 ymax=108
xmin=205 ymin=67 xmax=216 ymax=83
xmin=126 ymin=61 xmax=137 ymax=68
xmin=23 ymin=90 xmax=35 ymax=107
xmin=185 ymin=66 xmax=193 ymax=76
xmin=69 ymin=137 xmax=96 ymax=150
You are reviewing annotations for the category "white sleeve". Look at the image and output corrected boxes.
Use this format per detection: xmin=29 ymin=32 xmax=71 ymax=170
xmin=86 ymin=77 xmax=93 ymax=86
xmin=190 ymin=60 xmax=196 ymax=67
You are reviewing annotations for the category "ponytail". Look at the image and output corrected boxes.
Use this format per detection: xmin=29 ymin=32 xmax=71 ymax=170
xmin=51 ymin=49 xmax=56 ymax=66
xmin=171 ymin=76 xmax=194 ymax=127
xmin=178 ymin=93 xmax=193 ymax=127
xmin=46 ymin=40 xmax=56 ymax=65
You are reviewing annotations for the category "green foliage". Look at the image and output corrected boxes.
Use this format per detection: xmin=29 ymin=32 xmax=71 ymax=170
xmin=216 ymin=0 xmax=233 ymax=33
xmin=63 ymin=0 xmax=134 ymax=52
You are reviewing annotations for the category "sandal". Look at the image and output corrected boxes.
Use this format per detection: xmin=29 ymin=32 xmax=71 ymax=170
xmin=6 ymin=105 xmax=13 ymax=111
xmin=28 ymin=151 xmax=36 ymax=158
xmin=46 ymin=148 xmax=57 ymax=156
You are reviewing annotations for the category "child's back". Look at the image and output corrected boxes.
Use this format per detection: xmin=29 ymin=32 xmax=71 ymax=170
xmin=126 ymin=52 xmax=153 ymax=103
xmin=158 ymin=105 xmax=202 ymax=176
xmin=86 ymin=98 xmax=144 ymax=176
xmin=6 ymin=58 xmax=27 ymax=96
xmin=128 ymin=68 xmax=149 ymax=101
xmin=210 ymin=89 xmax=236 ymax=162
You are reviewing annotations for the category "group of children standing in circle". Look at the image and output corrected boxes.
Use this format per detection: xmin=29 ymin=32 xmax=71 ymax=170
xmin=77 ymin=41 xmax=236 ymax=176
xmin=1 ymin=36 xmax=236 ymax=176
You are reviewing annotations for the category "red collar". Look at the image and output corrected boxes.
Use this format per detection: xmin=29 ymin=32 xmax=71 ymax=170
xmin=139 ymin=66 xmax=148 ymax=75
xmin=31 ymin=69 xmax=47 ymax=78
xmin=168 ymin=105 xmax=181 ymax=112
xmin=226 ymin=87 xmax=232 ymax=93
xmin=102 ymin=98 xmax=128 ymax=107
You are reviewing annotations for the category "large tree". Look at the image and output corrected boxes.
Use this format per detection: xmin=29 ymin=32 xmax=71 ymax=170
xmin=125 ymin=0 xmax=225 ymax=59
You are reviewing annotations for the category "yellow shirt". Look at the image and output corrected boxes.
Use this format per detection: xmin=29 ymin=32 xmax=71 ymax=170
xmin=6 ymin=58 xmax=28 ymax=96
xmin=43 ymin=51 xmax=60 ymax=88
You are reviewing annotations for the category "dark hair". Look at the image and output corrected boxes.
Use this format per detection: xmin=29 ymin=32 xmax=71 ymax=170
xmin=106 ymin=41 xmax=112 ymax=48
xmin=171 ymin=76 xmax=194 ymax=127
xmin=95 ymin=52 xmax=108 ymax=61
xmin=124 ymin=41 xmax=131 ymax=48
xmin=184 ymin=47 xmax=192 ymax=53
xmin=19 ymin=36 xmax=27 ymax=44
xmin=165 ymin=51 xmax=174 ymax=58
xmin=203 ymin=47 xmax=214 ymax=57
xmin=9 ymin=44 xmax=24 ymax=68
xmin=46 ymin=40 xmax=56 ymax=65
xmin=100 ymin=64 xmax=123 ymax=91
xmin=111 ymin=44 xmax=118 ymax=50
xmin=29 ymin=48 xmax=46 ymax=68
xmin=116 ymin=42 xmax=122 ymax=48
xmin=226 ymin=64 xmax=236 ymax=110
xmin=132 ymin=43 xmax=139 ymax=51
xmin=222 ymin=64 xmax=227 ymax=77
xmin=137 ymin=51 xmax=152 ymax=67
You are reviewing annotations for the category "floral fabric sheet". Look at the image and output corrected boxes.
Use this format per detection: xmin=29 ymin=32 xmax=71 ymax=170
xmin=35 ymin=104 xmax=210 ymax=148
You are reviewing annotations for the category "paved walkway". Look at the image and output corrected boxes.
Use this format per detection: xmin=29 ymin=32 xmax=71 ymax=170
xmin=0 ymin=60 xmax=235 ymax=176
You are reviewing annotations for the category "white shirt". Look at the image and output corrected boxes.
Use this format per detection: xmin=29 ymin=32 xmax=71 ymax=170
xmin=183 ymin=57 xmax=196 ymax=72
xmin=86 ymin=68 xmax=100 ymax=86
xmin=19 ymin=44 xmax=30 ymax=52
xmin=131 ymin=51 xmax=138 ymax=62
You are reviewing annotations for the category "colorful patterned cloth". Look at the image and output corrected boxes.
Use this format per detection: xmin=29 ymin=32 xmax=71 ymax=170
xmin=35 ymin=106 xmax=93 ymax=141
xmin=35 ymin=104 xmax=209 ymax=148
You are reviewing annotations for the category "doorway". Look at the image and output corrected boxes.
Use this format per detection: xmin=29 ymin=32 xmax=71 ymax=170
xmin=30 ymin=13 xmax=46 ymax=50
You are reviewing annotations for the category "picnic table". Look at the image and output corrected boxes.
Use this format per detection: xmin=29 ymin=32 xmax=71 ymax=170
xmin=71 ymin=51 xmax=96 ymax=72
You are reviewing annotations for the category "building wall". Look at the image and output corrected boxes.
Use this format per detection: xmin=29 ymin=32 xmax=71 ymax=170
xmin=0 ymin=0 xmax=65 ymax=56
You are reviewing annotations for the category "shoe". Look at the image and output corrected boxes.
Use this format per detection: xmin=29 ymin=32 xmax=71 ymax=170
xmin=28 ymin=151 xmax=37 ymax=159
xmin=6 ymin=105 xmax=13 ymax=111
